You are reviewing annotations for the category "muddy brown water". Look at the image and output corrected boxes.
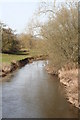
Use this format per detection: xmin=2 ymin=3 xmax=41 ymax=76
xmin=2 ymin=61 xmax=78 ymax=118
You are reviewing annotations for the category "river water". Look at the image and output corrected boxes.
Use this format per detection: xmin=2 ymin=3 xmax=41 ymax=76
xmin=2 ymin=61 xmax=78 ymax=118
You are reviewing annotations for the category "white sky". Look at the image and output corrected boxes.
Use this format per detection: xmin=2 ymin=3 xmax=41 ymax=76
xmin=0 ymin=1 xmax=39 ymax=33
xmin=0 ymin=0 xmax=77 ymax=34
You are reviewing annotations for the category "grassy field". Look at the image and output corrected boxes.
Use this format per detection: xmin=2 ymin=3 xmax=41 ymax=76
xmin=2 ymin=53 xmax=30 ymax=64
xmin=0 ymin=49 xmax=44 ymax=64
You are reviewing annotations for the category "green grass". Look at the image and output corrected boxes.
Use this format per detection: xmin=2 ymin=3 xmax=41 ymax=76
xmin=0 ymin=49 xmax=44 ymax=64
xmin=2 ymin=53 xmax=31 ymax=64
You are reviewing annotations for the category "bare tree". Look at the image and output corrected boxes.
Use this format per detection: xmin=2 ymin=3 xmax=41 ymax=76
xmin=38 ymin=1 xmax=78 ymax=69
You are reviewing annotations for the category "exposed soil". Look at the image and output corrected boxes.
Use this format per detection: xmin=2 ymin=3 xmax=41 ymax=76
xmin=45 ymin=63 xmax=79 ymax=109
xmin=58 ymin=68 xmax=79 ymax=109
xmin=0 ymin=55 xmax=47 ymax=79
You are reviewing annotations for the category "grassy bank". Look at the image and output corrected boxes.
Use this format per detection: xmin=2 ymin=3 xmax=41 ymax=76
xmin=0 ymin=49 xmax=47 ymax=78
xmin=2 ymin=53 xmax=30 ymax=64
xmin=1 ymin=49 xmax=45 ymax=64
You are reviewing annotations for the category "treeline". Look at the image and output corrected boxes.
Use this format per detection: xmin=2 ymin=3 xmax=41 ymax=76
xmin=0 ymin=22 xmax=45 ymax=55
xmin=33 ymin=1 xmax=78 ymax=69
xmin=0 ymin=22 xmax=20 ymax=54
xmin=19 ymin=33 xmax=46 ymax=55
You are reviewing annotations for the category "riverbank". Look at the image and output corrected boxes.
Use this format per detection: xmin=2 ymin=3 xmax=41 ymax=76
xmin=45 ymin=63 xmax=79 ymax=109
xmin=0 ymin=55 xmax=47 ymax=80
xmin=58 ymin=68 xmax=79 ymax=109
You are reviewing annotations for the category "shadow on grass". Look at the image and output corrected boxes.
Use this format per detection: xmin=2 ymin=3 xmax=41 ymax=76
xmin=2 ymin=50 xmax=29 ymax=55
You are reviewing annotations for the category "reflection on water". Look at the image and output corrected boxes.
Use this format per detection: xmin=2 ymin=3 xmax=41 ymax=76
xmin=2 ymin=61 xmax=78 ymax=118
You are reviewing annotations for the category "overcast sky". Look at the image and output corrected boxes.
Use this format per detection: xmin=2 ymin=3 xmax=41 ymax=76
xmin=0 ymin=1 xmax=39 ymax=33
xmin=0 ymin=0 xmax=73 ymax=34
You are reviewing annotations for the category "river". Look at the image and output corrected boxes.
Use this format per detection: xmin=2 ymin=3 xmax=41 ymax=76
xmin=2 ymin=61 xmax=78 ymax=118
